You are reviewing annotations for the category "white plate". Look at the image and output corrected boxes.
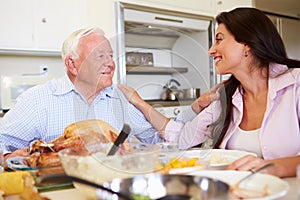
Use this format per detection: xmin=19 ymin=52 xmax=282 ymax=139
xmin=160 ymin=149 xmax=257 ymax=169
xmin=189 ymin=170 xmax=289 ymax=200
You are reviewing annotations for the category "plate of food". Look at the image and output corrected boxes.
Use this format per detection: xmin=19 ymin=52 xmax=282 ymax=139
xmin=6 ymin=120 xmax=128 ymax=191
xmin=159 ymin=149 xmax=257 ymax=171
xmin=6 ymin=156 xmax=71 ymax=191
xmin=189 ymin=170 xmax=289 ymax=200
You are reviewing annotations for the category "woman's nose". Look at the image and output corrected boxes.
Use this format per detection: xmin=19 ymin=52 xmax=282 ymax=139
xmin=208 ymin=45 xmax=216 ymax=56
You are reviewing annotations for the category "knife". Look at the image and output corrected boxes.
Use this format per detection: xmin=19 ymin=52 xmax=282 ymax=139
xmin=107 ymin=124 xmax=131 ymax=156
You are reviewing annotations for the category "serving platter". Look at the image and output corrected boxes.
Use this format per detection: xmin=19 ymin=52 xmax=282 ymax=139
xmin=160 ymin=149 xmax=257 ymax=170
xmin=6 ymin=156 xmax=72 ymax=191
xmin=189 ymin=170 xmax=289 ymax=200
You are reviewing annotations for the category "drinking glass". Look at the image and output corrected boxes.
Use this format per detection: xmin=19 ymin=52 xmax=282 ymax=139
xmin=0 ymin=139 xmax=4 ymax=173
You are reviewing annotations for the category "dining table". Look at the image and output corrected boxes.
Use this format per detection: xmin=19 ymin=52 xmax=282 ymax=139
xmin=40 ymin=176 xmax=298 ymax=199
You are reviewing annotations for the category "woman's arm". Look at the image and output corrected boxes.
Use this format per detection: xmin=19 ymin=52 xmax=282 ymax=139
xmin=118 ymin=83 xmax=223 ymax=131
xmin=118 ymin=84 xmax=170 ymax=131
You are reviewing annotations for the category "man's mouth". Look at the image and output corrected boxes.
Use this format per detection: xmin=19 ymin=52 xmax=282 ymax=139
xmin=100 ymin=71 xmax=111 ymax=75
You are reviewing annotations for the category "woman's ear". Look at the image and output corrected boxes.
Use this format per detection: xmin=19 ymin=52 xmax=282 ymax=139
xmin=243 ymin=44 xmax=251 ymax=57
xmin=65 ymin=56 xmax=77 ymax=75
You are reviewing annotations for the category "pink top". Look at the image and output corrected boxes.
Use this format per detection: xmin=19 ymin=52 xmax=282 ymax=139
xmin=165 ymin=63 xmax=300 ymax=160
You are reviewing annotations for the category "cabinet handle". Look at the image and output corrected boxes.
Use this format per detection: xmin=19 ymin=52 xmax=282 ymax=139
xmin=42 ymin=18 xmax=47 ymax=23
xmin=155 ymin=17 xmax=183 ymax=24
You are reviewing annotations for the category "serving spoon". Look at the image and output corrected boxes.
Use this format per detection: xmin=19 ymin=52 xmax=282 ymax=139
xmin=107 ymin=124 xmax=131 ymax=156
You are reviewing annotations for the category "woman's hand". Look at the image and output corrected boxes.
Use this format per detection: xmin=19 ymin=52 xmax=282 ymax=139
xmin=191 ymin=82 xmax=223 ymax=114
xmin=226 ymin=154 xmax=295 ymax=178
xmin=227 ymin=155 xmax=272 ymax=172
xmin=118 ymin=84 xmax=142 ymax=105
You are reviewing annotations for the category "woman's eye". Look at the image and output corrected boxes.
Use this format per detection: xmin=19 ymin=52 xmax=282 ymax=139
xmin=215 ymin=38 xmax=222 ymax=43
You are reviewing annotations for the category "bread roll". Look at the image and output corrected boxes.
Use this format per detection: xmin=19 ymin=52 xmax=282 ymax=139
xmin=0 ymin=171 xmax=33 ymax=195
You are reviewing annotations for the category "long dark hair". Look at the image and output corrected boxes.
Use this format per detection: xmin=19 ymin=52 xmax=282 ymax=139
xmin=210 ymin=7 xmax=300 ymax=148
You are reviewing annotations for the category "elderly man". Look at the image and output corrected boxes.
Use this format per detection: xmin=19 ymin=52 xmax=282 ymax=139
xmin=1 ymin=27 xmax=165 ymax=163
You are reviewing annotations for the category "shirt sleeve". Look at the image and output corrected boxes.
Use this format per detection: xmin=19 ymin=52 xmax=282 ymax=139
xmin=125 ymin=102 xmax=165 ymax=144
xmin=0 ymin=89 xmax=43 ymax=152
xmin=174 ymin=106 xmax=197 ymax=123
xmin=164 ymin=101 xmax=220 ymax=149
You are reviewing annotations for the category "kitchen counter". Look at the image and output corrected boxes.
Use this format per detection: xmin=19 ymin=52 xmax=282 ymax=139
xmin=41 ymin=177 xmax=298 ymax=199
xmin=146 ymin=99 xmax=194 ymax=107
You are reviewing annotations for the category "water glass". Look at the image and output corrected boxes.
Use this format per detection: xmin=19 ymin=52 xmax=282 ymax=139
xmin=297 ymin=164 xmax=300 ymax=199
xmin=0 ymin=140 xmax=4 ymax=173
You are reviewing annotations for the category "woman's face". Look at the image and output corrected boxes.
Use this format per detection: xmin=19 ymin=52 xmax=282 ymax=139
xmin=208 ymin=24 xmax=246 ymax=75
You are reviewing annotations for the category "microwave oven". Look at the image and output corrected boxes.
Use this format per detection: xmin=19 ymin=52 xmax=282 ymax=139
xmin=0 ymin=75 xmax=48 ymax=112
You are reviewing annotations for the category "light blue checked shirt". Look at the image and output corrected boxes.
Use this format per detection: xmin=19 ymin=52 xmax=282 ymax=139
xmin=0 ymin=75 xmax=165 ymax=153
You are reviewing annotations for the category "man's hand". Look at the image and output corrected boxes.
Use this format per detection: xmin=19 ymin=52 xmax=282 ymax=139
xmin=4 ymin=148 xmax=29 ymax=169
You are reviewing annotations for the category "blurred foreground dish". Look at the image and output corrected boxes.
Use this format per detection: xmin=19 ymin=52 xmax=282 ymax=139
xmin=58 ymin=143 xmax=160 ymax=199
xmin=0 ymin=171 xmax=49 ymax=200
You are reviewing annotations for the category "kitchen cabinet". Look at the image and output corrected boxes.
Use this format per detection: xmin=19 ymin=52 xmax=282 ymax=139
xmin=256 ymin=0 xmax=300 ymax=60
xmin=266 ymin=15 xmax=300 ymax=60
xmin=120 ymin=0 xmax=215 ymax=16
xmin=0 ymin=0 xmax=87 ymax=52
xmin=215 ymin=0 xmax=254 ymax=14
xmin=33 ymin=0 xmax=87 ymax=51
xmin=0 ymin=0 xmax=35 ymax=50
xmin=120 ymin=0 xmax=256 ymax=17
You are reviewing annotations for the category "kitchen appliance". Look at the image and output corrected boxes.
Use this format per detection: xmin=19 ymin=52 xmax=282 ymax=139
xmin=0 ymin=75 xmax=47 ymax=112
xmin=126 ymin=52 xmax=153 ymax=66
xmin=161 ymin=79 xmax=184 ymax=101
xmin=183 ymin=88 xmax=201 ymax=99
xmin=115 ymin=3 xmax=215 ymax=102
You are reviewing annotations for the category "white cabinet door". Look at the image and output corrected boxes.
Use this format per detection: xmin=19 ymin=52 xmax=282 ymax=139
xmin=34 ymin=0 xmax=87 ymax=51
xmin=0 ymin=0 xmax=87 ymax=51
xmin=215 ymin=0 xmax=254 ymax=14
xmin=0 ymin=0 xmax=35 ymax=50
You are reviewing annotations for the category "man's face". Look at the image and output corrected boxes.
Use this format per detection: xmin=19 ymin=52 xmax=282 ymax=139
xmin=74 ymin=33 xmax=115 ymax=92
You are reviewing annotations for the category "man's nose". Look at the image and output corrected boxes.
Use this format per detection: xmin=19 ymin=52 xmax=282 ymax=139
xmin=104 ymin=55 xmax=114 ymax=66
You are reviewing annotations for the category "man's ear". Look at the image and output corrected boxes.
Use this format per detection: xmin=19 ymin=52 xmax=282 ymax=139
xmin=65 ymin=56 xmax=77 ymax=75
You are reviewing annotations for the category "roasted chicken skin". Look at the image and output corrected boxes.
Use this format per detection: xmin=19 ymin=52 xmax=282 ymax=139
xmin=28 ymin=120 xmax=121 ymax=167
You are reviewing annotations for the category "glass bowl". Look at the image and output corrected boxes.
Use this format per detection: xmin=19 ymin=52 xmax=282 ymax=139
xmin=58 ymin=143 xmax=161 ymax=199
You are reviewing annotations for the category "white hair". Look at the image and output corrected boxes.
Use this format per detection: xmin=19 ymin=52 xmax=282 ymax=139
xmin=61 ymin=27 xmax=105 ymax=61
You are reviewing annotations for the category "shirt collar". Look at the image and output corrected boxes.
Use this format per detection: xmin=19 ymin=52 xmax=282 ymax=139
xmin=269 ymin=63 xmax=295 ymax=96
xmin=53 ymin=74 xmax=119 ymax=99
xmin=52 ymin=74 xmax=75 ymax=96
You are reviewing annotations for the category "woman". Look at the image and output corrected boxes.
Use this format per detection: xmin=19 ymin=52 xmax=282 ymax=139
xmin=119 ymin=7 xmax=300 ymax=178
